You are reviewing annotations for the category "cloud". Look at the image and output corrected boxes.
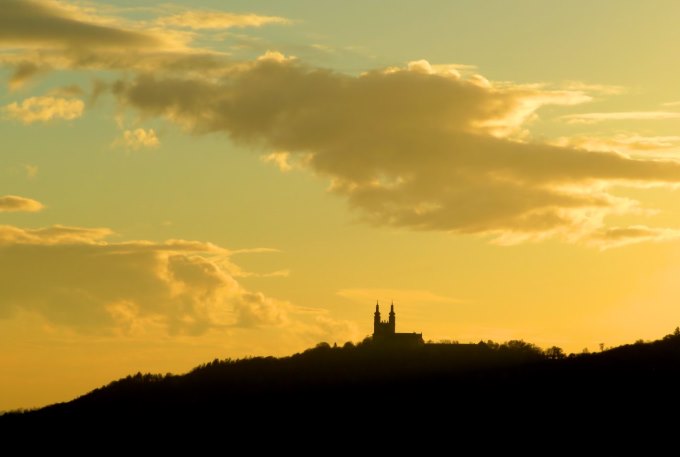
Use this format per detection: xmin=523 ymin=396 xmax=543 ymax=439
xmin=561 ymin=111 xmax=680 ymax=124
xmin=4 ymin=4 xmax=680 ymax=248
xmin=588 ymin=225 xmax=680 ymax=249
xmin=261 ymin=151 xmax=293 ymax=172
xmin=157 ymin=10 xmax=289 ymax=30
xmin=307 ymin=315 xmax=359 ymax=343
xmin=0 ymin=0 xmax=194 ymax=86
xmin=553 ymin=134 xmax=680 ymax=158
xmin=47 ymin=84 xmax=84 ymax=97
xmin=116 ymin=128 xmax=160 ymax=150
xmin=7 ymin=60 xmax=51 ymax=89
xmin=0 ymin=224 xmax=111 ymax=244
xmin=560 ymin=81 xmax=625 ymax=95
xmin=0 ymin=224 xmax=291 ymax=334
xmin=338 ymin=288 xmax=464 ymax=305
xmin=110 ymin=57 xmax=680 ymax=244
xmin=0 ymin=0 xmax=171 ymax=50
xmin=3 ymin=96 xmax=84 ymax=123
xmin=0 ymin=195 xmax=44 ymax=213
xmin=24 ymin=164 xmax=39 ymax=179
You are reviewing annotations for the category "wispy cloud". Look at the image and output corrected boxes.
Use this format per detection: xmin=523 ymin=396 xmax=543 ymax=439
xmin=338 ymin=288 xmax=464 ymax=305
xmin=560 ymin=81 xmax=625 ymax=95
xmin=561 ymin=111 xmax=680 ymax=124
xmin=156 ymin=10 xmax=289 ymax=30
xmin=3 ymin=96 xmax=83 ymax=124
xmin=24 ymin=164 xmax=39 ymax=179
xmin=588 ymin=225 xmax=680 ymax=250
xmin=553 ymin=134 xmax=680 ymax=157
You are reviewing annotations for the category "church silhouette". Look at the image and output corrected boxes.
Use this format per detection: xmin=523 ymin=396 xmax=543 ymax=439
xmin=373 ymin=302 xmax=424 ymax=345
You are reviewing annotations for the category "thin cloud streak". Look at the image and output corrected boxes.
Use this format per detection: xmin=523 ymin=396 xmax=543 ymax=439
xmin=157 ymin=11 xmax=289 ymax=30
xmin=562 ymin=111 xmax=680 ymax=124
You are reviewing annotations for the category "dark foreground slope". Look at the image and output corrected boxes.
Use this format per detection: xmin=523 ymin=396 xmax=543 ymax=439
xmin=5 ymin=333 xmax=680 ymax=431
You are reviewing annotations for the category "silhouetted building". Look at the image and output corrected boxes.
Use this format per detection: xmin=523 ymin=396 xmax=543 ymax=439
xmin=373 ymin=302 xmax=424 ymax=345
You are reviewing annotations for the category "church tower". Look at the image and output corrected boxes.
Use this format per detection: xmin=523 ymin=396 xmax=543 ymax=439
xmin=374 ymin=301 xmax=381 ymax=335
xmin=389 ymin=302 xmax=396 ymax=334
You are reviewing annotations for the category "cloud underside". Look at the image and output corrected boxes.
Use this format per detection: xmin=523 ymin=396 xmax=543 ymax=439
xmin=110 ymin=58 xmax=680 ymax=246
xmin=0 ymin=195 xmax=44 ymax=212
xmin=0 ymin=0 xmax=169 ymax=50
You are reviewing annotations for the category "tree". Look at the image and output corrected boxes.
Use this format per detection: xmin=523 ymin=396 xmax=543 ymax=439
xmin=545 ymin=346 xmax=565 ymax=360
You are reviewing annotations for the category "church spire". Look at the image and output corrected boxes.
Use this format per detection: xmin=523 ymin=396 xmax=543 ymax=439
xmin=389 ymin=301 xmax=395 ymax=333
xmin=373 ymin=301 xmax=381 ymax=335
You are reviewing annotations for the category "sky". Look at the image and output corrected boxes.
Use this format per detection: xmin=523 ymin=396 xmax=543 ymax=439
xmin=3 ymin=0 xmax=680 ymax=410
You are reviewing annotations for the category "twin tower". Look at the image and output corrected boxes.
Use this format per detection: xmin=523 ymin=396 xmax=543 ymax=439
xmin=372 ymin=302 xmax=424 ymax=345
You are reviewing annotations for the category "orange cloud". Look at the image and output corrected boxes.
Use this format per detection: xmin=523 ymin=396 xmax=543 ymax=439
xmin=561 ymin=111 xmax=680 ymax=124
xmin=4 ymin=96 xmax=83 ymax=123
xmin=0 ymin=195 xmax=44 ymax=213
xmin=0 ymin=225 xmax=288 ymax=334
xmin=157 ymin=10 xmax=289 ymax=30
xmin=0 ymin=224 xmax=356 ymax=341
xmin=553 ymin=134 xmax=680 ymax=158
xmin=114 ymin=128 xmax=160 ymax=150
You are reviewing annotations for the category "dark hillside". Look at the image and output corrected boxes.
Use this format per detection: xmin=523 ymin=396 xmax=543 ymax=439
xmin=5 ymin=333 xmax=680 ymax=431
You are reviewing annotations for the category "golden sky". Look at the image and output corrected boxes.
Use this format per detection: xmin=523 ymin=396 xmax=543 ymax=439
xmin=3 ymin=0 xmax=680 ymax=410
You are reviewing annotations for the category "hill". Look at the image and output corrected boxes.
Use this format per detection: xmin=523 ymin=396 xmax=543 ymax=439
xmin=5 ymin=331 xmax=680 ymax=431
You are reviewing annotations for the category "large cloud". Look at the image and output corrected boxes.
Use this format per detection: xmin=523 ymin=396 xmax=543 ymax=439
xmin=110 ymin=56 xmax=680 ymax=244
xmin=0 ymin=225 xmax=289 ymax=335
xmin=4 ymin=2 xmax=680 ymax=247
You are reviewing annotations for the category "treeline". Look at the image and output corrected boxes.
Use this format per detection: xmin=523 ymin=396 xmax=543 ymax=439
xmin=5 ymin=328 xmax=680 ymax=427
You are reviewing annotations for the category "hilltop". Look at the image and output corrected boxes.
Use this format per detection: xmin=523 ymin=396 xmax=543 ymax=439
xmin=5 ymin=331 xmax=680 ymax=430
